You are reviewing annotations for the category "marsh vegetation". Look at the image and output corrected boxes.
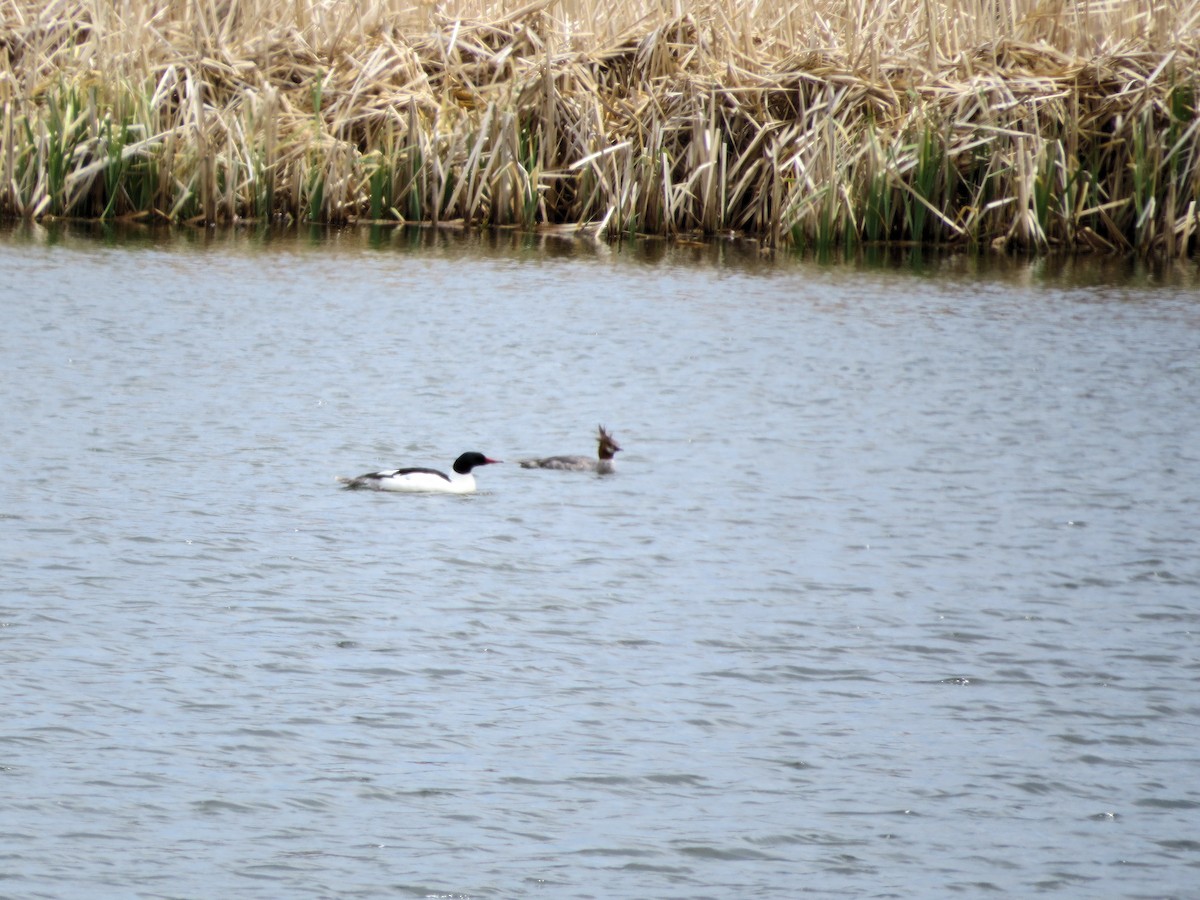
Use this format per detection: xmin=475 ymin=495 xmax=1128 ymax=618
xmin=1 ymin=0 xmax=1197 ymax=254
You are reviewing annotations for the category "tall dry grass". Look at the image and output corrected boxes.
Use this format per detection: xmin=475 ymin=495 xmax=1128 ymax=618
xmin=1 ymin=0 xmax=1197 ymax=254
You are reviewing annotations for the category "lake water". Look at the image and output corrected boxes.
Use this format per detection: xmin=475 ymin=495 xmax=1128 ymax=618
xmin=1 ymin=224 xmax=1198 ymax=899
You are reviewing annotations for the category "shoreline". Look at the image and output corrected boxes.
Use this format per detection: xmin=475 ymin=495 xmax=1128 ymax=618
xmin=2 ymin=0 xmax=1197 ymax=256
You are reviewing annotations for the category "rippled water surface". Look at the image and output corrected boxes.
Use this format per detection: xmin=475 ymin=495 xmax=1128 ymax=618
xmin=2 ymin=225 xmax=1198 ymax=898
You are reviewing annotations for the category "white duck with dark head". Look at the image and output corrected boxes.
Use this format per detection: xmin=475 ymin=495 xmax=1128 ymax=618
xmin=519 ymin=426 xmax=622 ymax=474
xmin=338 ymin=451 xmax=502 ymax=493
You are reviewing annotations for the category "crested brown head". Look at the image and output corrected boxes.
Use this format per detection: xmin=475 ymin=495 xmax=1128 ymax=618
xmin=596 ymin=425 xmax=622 ymax=460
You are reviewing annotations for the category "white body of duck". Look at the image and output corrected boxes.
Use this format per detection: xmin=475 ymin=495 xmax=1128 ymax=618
xmin=519 ymin=426 xmax=622 ymax=474
xmin=338 ymin=452 xmax=501 ymax=493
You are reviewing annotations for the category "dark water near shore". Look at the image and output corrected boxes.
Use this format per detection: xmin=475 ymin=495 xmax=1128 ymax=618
xmin=2 ymin=223 xmax=1198 ymax=898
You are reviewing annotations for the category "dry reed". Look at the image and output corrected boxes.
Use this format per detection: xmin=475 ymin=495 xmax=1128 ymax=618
xmin=1 ymin=0 xmax=1198 ymax=255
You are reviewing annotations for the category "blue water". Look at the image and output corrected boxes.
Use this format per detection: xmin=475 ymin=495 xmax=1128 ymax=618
xmin=1 ymin=225 xmax=1198 ymax=898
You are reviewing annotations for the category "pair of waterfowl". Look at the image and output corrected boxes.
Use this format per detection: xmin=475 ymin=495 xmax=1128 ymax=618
xmin=337 ymin=426 xmax=622 ymax=494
